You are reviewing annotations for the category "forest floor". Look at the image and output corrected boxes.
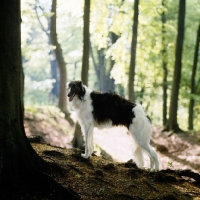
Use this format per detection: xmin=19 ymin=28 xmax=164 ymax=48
xmin=24 ymin=106 xmax=200 ymax=199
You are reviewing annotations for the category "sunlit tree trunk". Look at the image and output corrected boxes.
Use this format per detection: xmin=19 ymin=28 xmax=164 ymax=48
xmin=188 ymin=22 xmax=200 ymax=130
xmin=0 ymin=1 xmax=77 ymax=199
xmin=90 ymin=43 xmax=100 ymax=88
xmin=165 ymin=0 xmax=186 ymax=132
xmin=161 ymin=0 xmax=168 ymax=126
xmin=50 ymin=0 xmax=68 ymax=114
xmin=73 ymin=0 xmax=91 ymax=148
xmin=35 ymin=2 xmax=59 ymax=101
xmin=106 ymin=58 xmax=115 ymax=92
xmin=98 ymin=48 xmax=106 ymax=92
xmin=81 ymin=0 xmax=90 ymax=85
xmin=128 ymin=0 xmax=139 ymax=102
xmin=106 ymin=32 xmax=119 ymax=92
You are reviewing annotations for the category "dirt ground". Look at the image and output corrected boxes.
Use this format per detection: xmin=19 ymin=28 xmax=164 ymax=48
xmin=24 ymin=106 xmax=200 ymax=199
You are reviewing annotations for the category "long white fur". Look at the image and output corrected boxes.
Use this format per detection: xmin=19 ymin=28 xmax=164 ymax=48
xmin=69 ymin=85 xmax=159 ymax=171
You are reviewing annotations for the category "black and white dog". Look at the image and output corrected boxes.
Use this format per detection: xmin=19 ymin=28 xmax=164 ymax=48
xmin=67 ymin=80 xmax=159 ymax=171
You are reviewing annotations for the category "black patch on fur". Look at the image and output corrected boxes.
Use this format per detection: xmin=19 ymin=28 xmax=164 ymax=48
xmin=90 ymin=91 xmax=136 ymax=128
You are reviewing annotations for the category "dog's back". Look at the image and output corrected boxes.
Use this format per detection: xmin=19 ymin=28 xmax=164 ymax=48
xmin=90 ymin=91 xmax=136 ymax=128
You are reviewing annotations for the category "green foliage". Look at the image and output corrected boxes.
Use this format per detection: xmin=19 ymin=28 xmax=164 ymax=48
xmin=167 ymin=161 xmax=173 ymax=168
xmin=21 ymin=0 xmax=200 ymax=130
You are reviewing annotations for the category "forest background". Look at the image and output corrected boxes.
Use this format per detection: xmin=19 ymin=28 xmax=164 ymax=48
xmin=22 ymin=0 xmax=200 ymax=132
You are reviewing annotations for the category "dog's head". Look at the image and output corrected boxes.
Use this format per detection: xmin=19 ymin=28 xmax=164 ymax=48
xmin=67 ymin=80 xmax=86 ymax=102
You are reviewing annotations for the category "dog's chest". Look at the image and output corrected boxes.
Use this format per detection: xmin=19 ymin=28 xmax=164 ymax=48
xmin=76 ymin=99 xmax=94 ymax=124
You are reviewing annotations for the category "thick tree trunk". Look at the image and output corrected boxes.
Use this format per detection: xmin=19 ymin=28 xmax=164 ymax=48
xmin=161 ymin=0 xmax=168 ymax=126
xmin=0 ymin=1 xmax=77 ymax=199
xmin=0 ymin=0 xmax=43 ymax=182
xmin=188 ymin=22 xmax=200 ymax=130
xmin=165 ymin=0 xmax=186 ymax=132
xmin=50 ymin=0 xmax=68 ymax=113
xmin=81 ymin=0 xmax=90 ymax=86
xmin=128 ymin=0 xmax=139 ymax=102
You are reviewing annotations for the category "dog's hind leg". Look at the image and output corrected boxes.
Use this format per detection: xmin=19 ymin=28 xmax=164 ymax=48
xmin=132 ymin=144 xmax=144 ymax=168
xmin=145 ymin=145 xmax=159 ymax=171
xmin=131 ymin=134 xmax=159 ymax=171
xmin=131 ymin=135 xmax=159 ymax=171
xmin=81 ymin=123 xmax=94 ymax=159
xmin=129 ymin=120 xmax=159 ymax=171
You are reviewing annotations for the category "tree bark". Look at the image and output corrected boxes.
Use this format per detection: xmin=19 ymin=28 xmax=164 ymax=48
xmin=107 ymin=32 xmax=119 ymax=92
xmin=165 ymin=0 xmax=186 ymax=132
xmin=34 ymin=2 xmax=59 ymax=101
xmin=72 ymin=123 xmax=84 ymax=148
xmin=128 ymin=0 xmax=139 ymax=102
xmin=90 ymin=42 xmax=100 ymax=88
xmin=81 ymin=0 xmax=91 ymax=86
xmin=50 ymin=0 xmax=68 ymax=113
xmin=0 ymin=1 xmax=77 ymax=199
xmin=188 ymin=22 xmax=200 ymax=130
xmin=98 ymin=48 xmax=106 ymax=92
xmin=73 ymin=0 xmax=91 ymax=149
xmin=161 ymin=0 xmax=168 ymax=126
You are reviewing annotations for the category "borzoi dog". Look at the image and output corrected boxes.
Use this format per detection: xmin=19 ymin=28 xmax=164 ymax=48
xmin=67 ymin=80 xmax=159 ymax=171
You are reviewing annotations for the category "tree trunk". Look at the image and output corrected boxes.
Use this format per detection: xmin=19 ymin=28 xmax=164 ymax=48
xmin=50 ymin=49 xmax=59 ymax=100
xmin=81 ymin=0 xmax=90 ymax=86
xmin=188 ymin=22 xmax=200 ymax=130
xmin=98 ymin=48 xmax=106 ymax=92
xmin=34 ymin=3 xmax=59 ymax=101
xmin=50 ymin=0 xmax=68 ymax=113
xmin=73 ymin=0 xmax=91 ymax=149
xmin=128 ymin=0 xmax=139 ymax=102
xmin=165 ymin=0 xmax=186 ymax=132
xmin=90 ymin=42 xmax=100 ymax=88
xmin=0 ymin=1 xmax=77 ymax=199
xmin=106 ymin=57 xmax=115 ymax=92
xmin=72 ymin=123 xmax=84 ymax=148
xmin=106 ymin=32 xmax=118 ymax=92
xmin=161 ymin=0 xmax=168 ymax=126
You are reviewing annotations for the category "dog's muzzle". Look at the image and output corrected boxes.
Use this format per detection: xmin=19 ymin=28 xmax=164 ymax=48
xmin=67 ymin=92 xmax=76 ymax=102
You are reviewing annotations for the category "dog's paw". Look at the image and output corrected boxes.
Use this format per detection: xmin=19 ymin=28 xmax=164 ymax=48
xmin=150 ymin=168 xmax=159 ymax=172
xmin=81 ymin=153 xmax=89 ymax=159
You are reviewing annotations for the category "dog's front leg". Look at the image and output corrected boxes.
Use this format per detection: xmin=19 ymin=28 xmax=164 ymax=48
xmin=81 ymin=123 xmax=94 ymax=159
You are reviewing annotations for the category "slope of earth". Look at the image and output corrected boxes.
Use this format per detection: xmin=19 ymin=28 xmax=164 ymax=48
xmin=32 ymin=143 xmax=200 ymax=200
xmin=24 ymin=106 xmax=200 ymax=199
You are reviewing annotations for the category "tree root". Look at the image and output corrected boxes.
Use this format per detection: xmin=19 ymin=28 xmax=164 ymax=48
xmin=114 ymin=193 xmax=143 ymax=200
xmin=1 ymin=165 xmax=80 ymax=200
xmin=161 ymin=169 xmax=200 ymax=184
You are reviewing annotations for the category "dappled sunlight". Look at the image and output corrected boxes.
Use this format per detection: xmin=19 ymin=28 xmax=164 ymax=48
xmin=152 ymin=126 xmax=200 ymax=173
xmin=25 ymin=106 xmax=73 ymax=148
xmin=25 ymin=107 xmax=200 ymax=173
xmin=93 ymin=126 xmax=150 ymax=169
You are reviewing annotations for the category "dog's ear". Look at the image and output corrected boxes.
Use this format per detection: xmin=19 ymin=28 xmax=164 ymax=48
xmin=78 ymin=81 xmax=85 ymax=100
xmin=77 ymin=81 xmax=83 ymax=90
xmin=77 ymin=80 xmax=83 ymax=86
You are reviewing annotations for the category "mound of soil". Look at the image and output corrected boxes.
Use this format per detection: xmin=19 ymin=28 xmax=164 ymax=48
xmin=24 ymin=106 xmax=200 ymax=199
